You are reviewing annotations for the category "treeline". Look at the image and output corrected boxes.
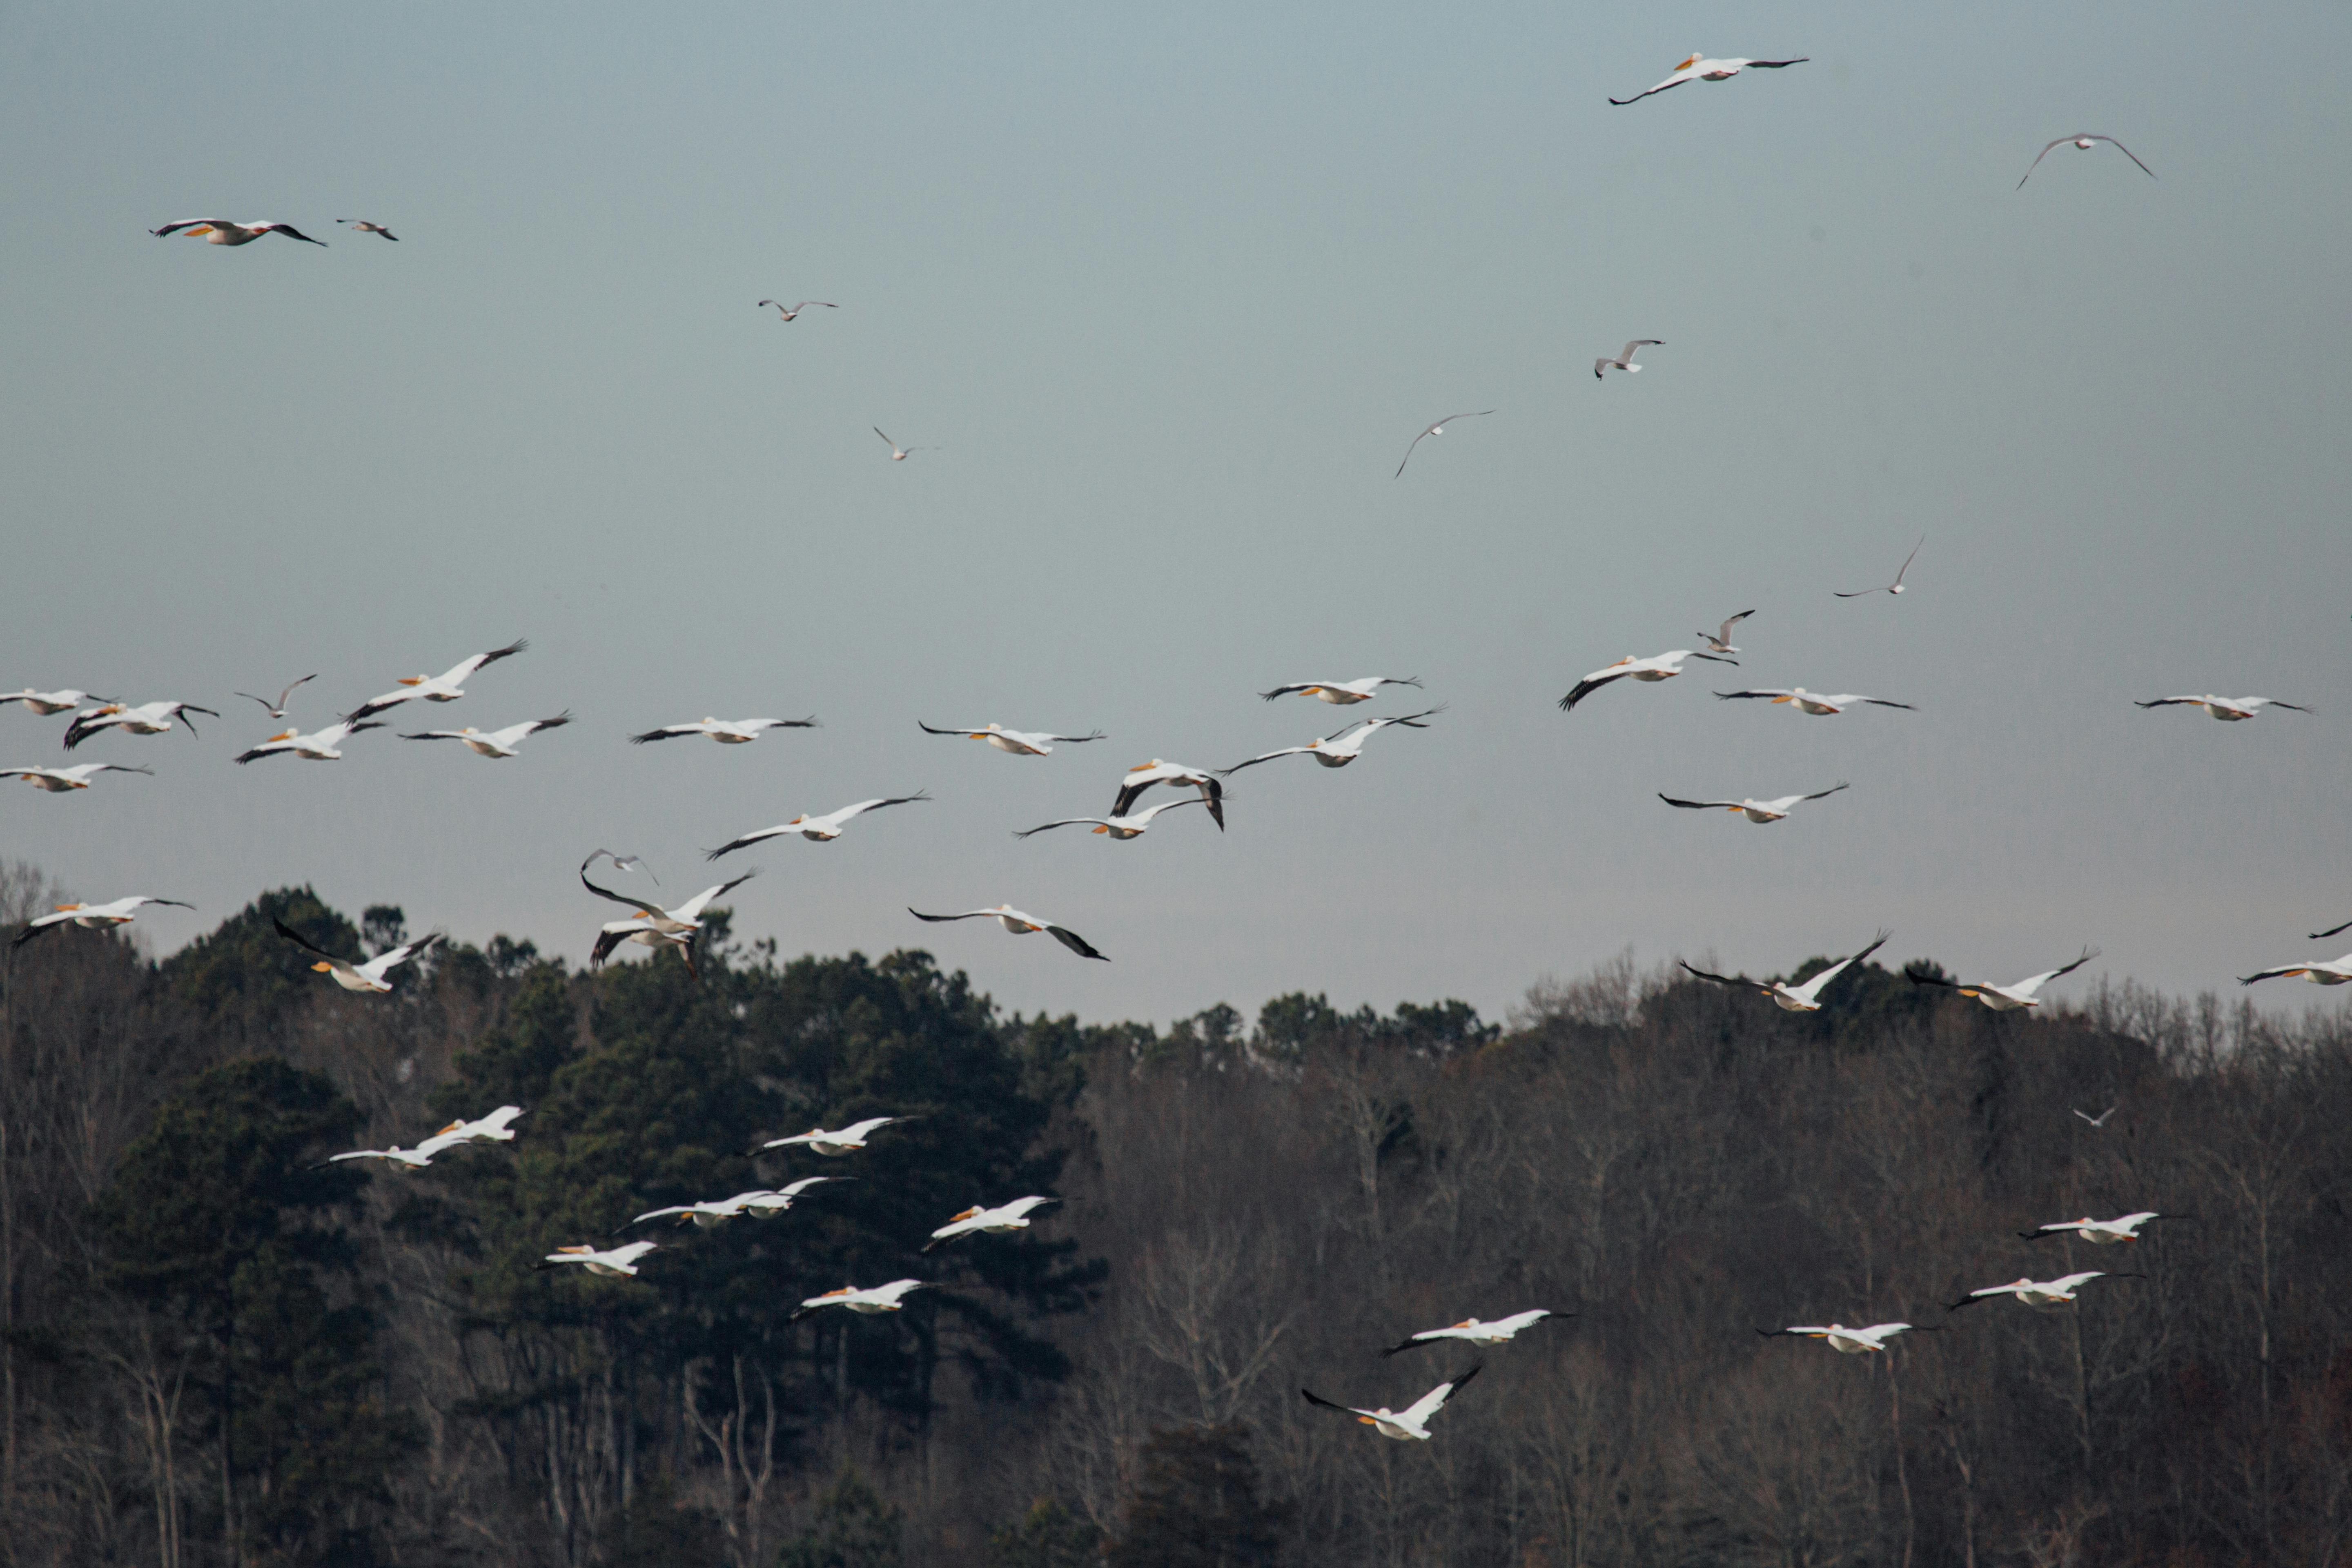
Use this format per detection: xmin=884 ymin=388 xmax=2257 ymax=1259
xmin=2 ymin=861 xmax=2349 ymax=1567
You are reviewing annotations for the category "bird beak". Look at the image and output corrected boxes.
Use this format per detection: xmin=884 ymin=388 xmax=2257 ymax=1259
xmin=1092 ymin=825 xmax=1108 ymax=833
xmin=1675 ymin=53 xmax=1699 ymax=69
xmin=312 ymin=962 xmax=332 ymax=972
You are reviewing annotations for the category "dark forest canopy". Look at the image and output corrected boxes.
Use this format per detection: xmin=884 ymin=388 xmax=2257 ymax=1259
xmin=3 ymin=866 xmax=2349 ymax=1567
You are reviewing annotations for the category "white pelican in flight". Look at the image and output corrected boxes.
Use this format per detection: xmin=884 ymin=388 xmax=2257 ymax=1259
xmin=706 ymin=793 xmax=930 ymax=859
xmin=1221 ymin=707 xmax=1441 ymax=774
xmin=874 ymin=428 xmax=929 ymax=461
xmin=1835 ymin=537 xmax=1922 ymax=598
xmin=346 ymin=639 xmax=527 ymax=721
xmin=581 ymin=870 xmax=752 ymax=975
xmin=2020 ymin=1212 xmax=2181 ymax=1245
xmin=1014 ymin=796 xmax=1205 ymax=840
xmin=535 ymin=1241 xmax=656 ymax=1278
xmin=1558 ymin=651 xmax=1732 ymax=712
xmin=1594 ymin=339 xmax=1662 ymax=379
xmin=1757 ymin=1322 xmax=1931 ymax=1354
xmin=1395 ymin=412 xmax=1494 ymax=478
xmin=1680 ymin=932 xmax=1889 ymax=1012
xmin=1715 ymin=687 xmax=1915 ymax=715
xmin=1947 ymin=1272 xmax=2137 ymax=1312
xmin=2136 ymin=694 xmax=2310 ymax=722
xmin=909 ymin=905 xmax=1108 ymax=961
xmin=741 ymin=1175 xmax=851 ymax=1216
xmin=790 ymin=1279 xmax=928 ymax=1321
xmin=234 ymin=719 xmax=383 ymax=763
xmin=1258 ymin=676 xmax=1422 ymax=706
xmin=924 ymin=1196 xmax=1061 ymax=1252
xmin=918 ymin=722 xmax=1105 ymax=756
xmin=2074 ymin=1105 xmax=2118 ymax=1129
xmin=1112 ymin=761 xmax=1225 ymax=831
xmin=1609 ymin=54 xmax=1807 ymax=106
xmin=2240 ymin=951 xmax=2352 ymax=987
xmin=234 ymin=674 xmax=317 ymax=719
xmin=630 ymin=715 xmax=818 ymax=746
xmin=1382 ymin=1310 xmax=1560 ymax=1356
xmin=1906 ymin=948 xmax=2099 ymax=1010
xmin=2 ymin=688 xmax=109 ymax=716
xmin=3 ymin=762 xmax=152 ymax=792
xmin=2017 ymin=135 xmax=2156 ymax=189
xmin=760 ymin=1116 xmax=915 ymax=1156
xmin=1301 ymin=1365 xmax=1481 ymax=1441
xmin=759 ymin=299 xmax=836 ymax=321
xmin=583 ymin=849 xmax=657 ymax=884
xmin=623 ymin=1192 xmax=780 ymax=1230
xmin=336 ymin=219 xmax=398 ymax=240
xmin=273 ymin=918 xmax=444 ymax=993
xmin=12 ymin=896 xmax=192 ymax=948
xmin=151 ymin=218 xmax=326 ymax=246
xmin=401 ymin=712 xmax=572 ymax=758
xmin=1660 ymin=781 xmax=1848 ymax=824
xmin=320 ymin=1107 xmax=520 ymax=1169
xmin=63 ymin=700 xmax=220 ymax=749
xmin=1696 ymin=611 xmax=1753 ymax=655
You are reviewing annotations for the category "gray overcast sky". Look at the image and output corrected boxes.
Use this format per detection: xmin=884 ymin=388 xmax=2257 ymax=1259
xmin=6 ymin=1 xmax=2348 ymax=1027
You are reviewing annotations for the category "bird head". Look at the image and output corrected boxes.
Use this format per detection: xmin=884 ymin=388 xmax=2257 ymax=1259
xmin=1675 ymin=53 xmax=1701 ymax=69
xmin=267 ymin=730 xmax=294 ymax=742
xmin=950 ymin=1207 xmax=980 ymax=1222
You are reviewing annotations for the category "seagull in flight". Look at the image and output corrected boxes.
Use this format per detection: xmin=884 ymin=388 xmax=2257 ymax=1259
xmin=918 ymin=722 xmax=1105 ymax=756
xmin=273 ymin=919 xmax=444 ymax=993
xmin=875 ymin=428 xmax=929 ymax=461
xmin=1382 ymin=1310 xmax=1561 ymax=1356
xmin=1302 ymin=1365 xmax=1481 ymax=1441
xmin=1835 ymin=538 xmax=1922 ymax=597
xmin=336 ymin=219 xmax=399 ymax=240
xmin=2136 ymin=694 xmax=2311 ymax=722
xmin=759 ymin=299 xmax=836 ymax=321
xmin=401 ymin=712 xmax=572 ymax=759
xmin=347 ymin=639 xmax=528 ymax=721
xmin=234 ymin=719 xmax=384 ymax=763
xmin=1660 ymin=782 xmax=1848 ymax=824
xmin=2017 ymin=135 xmax=2156 ymax=189
xmin=1715 ymin=687 xmax=1915 ymax=716
xmin=1905 ymin=948 xmax=2100 ymax=1010
xmin=1258 ymin=677 xmax=1422 ymax=706
xmin=583 ymin=849 xmax=657 ymax=884
xmin=706 ymin=793 xmax=930 ymax=858
xmin=151 ymin=218 xmax=326 ymax=247
xmin=909 ymin=905 xmax=1108 ymax=960
xmin=1757 ymin=1322 xmax=1934 ymax=1355
xmin=1609 ymin=54 xmax=1807 ymax=106
xmin=1394 ymin=412 xmax=1494 ymax=477
xmin=1696 ymin=611 xmax=1754 ymax=655
xmin=1680 ymin=932 xmax=1889 ymax=1012
xmin=12 ymin=896 xmax=193 ymax=948
xmin=1559 ymin=650 xmax=1734 ymax=712
xmin=234 ymin=675 xmax=317 ymax=718
xmin=630 ymin=715 xmax=818 ymax=746
xmin=1594 ymin=340 xmax=1663 ymax=379
xmin=1220 ymin=708 xmax=1441 ymax=774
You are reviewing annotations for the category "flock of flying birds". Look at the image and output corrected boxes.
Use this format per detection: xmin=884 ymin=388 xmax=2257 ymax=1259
xmin=10 ymin=45 xmax=2329 ymax=1450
